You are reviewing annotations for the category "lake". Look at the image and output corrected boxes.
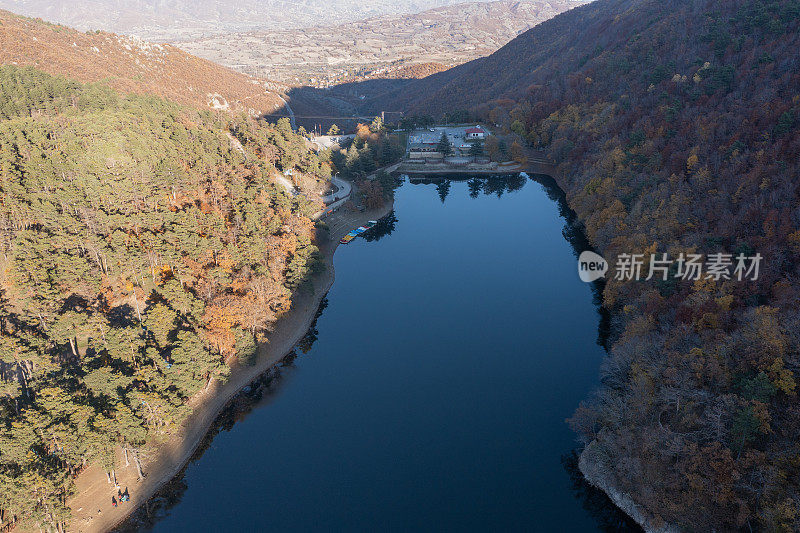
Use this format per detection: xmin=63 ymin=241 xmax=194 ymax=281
xmin=128 ymin=175 xmax=639 ymax=532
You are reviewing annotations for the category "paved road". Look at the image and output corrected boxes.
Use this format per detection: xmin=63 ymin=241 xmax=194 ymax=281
xmin=275 ymin=93 xmax=297 ymax=131
xmin=321 ymin=175 xmax=352 ymax=204
xmin=315 ymin=162 xmax=402 ymax=220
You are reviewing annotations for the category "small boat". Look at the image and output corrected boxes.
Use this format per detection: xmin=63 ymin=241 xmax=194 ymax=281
xmin=341 ymin=220 xmax=381 ymax=244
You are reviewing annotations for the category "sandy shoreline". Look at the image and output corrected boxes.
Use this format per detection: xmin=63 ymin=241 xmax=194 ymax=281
xmin=67 ymin=200 xmax=393 ymax=533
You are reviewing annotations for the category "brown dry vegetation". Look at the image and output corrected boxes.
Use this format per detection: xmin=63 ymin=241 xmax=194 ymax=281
xmin=0 ymin=10 xmax=285 ymax=115
xmin=357 ymin=62 xmax=451 ymax=81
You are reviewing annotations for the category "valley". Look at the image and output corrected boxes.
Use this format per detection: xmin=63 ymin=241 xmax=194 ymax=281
xmin=176 ymin=0 xmax=583 ymax=85
xmin=2 ymin=1 xmax=800 ymax=532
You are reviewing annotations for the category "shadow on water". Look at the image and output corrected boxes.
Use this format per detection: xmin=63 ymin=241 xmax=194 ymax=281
xmin=115 ymin=297 xmax=331 ymax=532
xmin=361 ymin=211 xmax=397 ymax=242
xmin=528 ymin=173 xmax=612 ymax=350
xmin=404 ymin=173 xmax=635 ymax=530
xmin=406 ymin=173 xmax=611 ymax=349
xmin=119 ymin=174 xmax=632 ymax=532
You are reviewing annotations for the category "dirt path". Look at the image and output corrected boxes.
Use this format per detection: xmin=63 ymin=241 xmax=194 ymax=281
xmin=66 ymin=201 xmax=392 ymax=533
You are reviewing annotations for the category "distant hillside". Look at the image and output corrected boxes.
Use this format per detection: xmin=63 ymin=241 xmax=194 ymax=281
xmin=0 ymin=0 xmax=504 ymax=40
xmin=381 ymin=0 xmax=800 ymax=530
xmin=0 ymin=10 xmax=284 ymax=114
xmin=368 ymin=0 xmax=613 ymax=114
xmin=372 ymin=62 xmax=451 ymax=80
xmin=177 ymin=0 xmax=583 ymax=85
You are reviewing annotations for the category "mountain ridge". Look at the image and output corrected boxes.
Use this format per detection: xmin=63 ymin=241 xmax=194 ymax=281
xmin=0 ymin=9 xmax=286 ymax=114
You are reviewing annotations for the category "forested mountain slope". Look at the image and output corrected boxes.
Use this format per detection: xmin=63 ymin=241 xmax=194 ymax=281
xmin=0 ymin=65 xmax=330 ymax=531
xmin=364 ymin=0 xmax=598 ymax=114
xmin=0 ymin=10 xmax=284 ymax=114
xmin=385 ymin=0 xmax=800 ymax=530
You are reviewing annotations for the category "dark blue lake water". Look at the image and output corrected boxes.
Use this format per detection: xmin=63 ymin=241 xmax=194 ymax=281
xmin=134 ymin=176 xmax=637 ymax=532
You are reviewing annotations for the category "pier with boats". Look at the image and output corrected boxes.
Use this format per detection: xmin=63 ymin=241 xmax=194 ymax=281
xmin=340 ymin=220 xmax=378 ymax=244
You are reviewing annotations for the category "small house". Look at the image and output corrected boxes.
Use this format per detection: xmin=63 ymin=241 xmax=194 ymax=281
xmin=465 ymin=126 xmax=486 ymax=140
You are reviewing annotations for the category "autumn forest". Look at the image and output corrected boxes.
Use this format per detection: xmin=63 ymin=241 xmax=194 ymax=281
xmin=0 ymin=65 xmax=329 ymax=529
xmin=2 ymin=0 xmax=800 ymax=531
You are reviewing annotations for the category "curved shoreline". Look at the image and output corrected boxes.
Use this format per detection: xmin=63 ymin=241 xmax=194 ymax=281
xmin=67 ymin=201 xmax=393 ymax=533
xmin=67 ymin=165 xmax=644 ymax=533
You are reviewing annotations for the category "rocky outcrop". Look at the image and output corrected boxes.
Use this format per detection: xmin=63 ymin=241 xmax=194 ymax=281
xmin=579 ymin=441 xmax=680 ymax=533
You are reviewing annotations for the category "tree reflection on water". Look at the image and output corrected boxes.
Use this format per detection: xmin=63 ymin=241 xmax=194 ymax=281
xmin=121 ymin=176 xmax=630 ymax=531
xmin=361 ymin=211 xmax=397 ymax=242
xmin=117 ymin=297 xmax=332 ymax=532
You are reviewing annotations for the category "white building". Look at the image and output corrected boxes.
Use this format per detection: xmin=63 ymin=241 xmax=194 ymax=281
xmin=465 ymin=126 xmax=487 ymax=140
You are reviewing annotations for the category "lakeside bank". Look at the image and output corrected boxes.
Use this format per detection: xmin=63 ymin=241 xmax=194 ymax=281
xmin=65 ymin=161 xmax=646 ymax=533
xmin=120 ymin=174 xmax=635 ymax=531
xmin=393 ymin=158 xmax=554 ymax=177
xmin=67 ymin=199 xmax=393 ymax=533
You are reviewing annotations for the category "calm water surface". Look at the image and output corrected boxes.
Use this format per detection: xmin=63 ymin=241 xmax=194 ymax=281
xmin=138 ymin=176 xmax=636 ymax=532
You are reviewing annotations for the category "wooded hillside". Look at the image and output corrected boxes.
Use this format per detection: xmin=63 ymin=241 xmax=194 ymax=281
xmin=0 ymin=10 xmax=285 ymax=114
xmin=0 ymin=65 xmax=328 ymax=531
xmin=384 ymin=0 xmax=800 ymax=529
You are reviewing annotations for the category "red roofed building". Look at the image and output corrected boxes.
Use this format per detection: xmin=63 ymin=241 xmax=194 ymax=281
xmin=465 ymin=126 xmax=487 ymax=140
